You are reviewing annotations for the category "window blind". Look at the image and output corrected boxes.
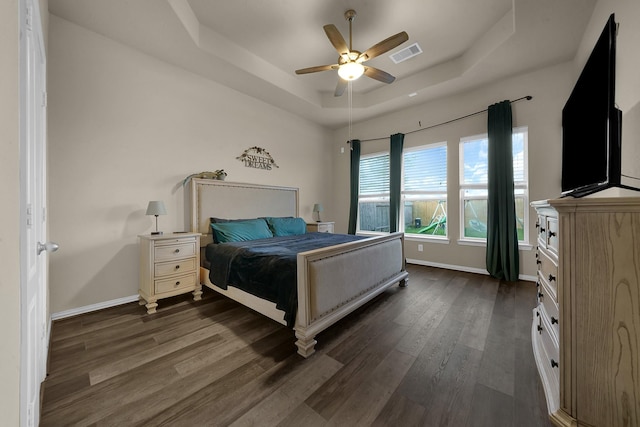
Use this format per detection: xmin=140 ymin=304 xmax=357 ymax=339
xmin=359 ymin=154 xmax=389 ymax=195
xmin=403 ymin=145 xmax=447 ymax=193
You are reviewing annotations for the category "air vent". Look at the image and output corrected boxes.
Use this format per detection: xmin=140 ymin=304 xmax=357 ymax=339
xmin=389 ymin=43 xmax=422 ymax=64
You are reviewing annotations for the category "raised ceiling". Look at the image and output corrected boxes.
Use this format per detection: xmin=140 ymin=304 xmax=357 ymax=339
xmin=48 ymin=0 xmax=596 ymax=128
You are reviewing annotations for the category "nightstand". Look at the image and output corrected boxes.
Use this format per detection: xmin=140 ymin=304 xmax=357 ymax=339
xmin=138 ymin=232 xmax=201 ymax=314
xmin=306 ymin=221 xmax=335 ymax=233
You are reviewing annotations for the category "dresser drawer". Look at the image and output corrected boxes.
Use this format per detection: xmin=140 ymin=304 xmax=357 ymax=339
xmin=537 ymin=214 xmax=547 ymax=247
xmin=538 ymin=284 xmax=559 ymax=340
xmin=546 ymin=217 xmax=559 ymax=254
xmin=537 ymin=248 xmax=558 ymax=300
xmin=316 ymin=223 xmax=333 ymax=233
xmin=154 ymin=258 xmax=197 ymax=278
xmin=154 ymin=241 xmax=197 ymax=261
xmin=538 ymin=312 xmax=560 ymax=376
xmin=306 ymin=222 xmax=335 ymax=233
xmin=155 ymin=271 xmax=198 ymax=294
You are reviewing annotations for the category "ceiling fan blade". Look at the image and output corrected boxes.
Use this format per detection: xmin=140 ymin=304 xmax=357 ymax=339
xmin=359 ymin=31 xmax=409 ymax=62
xmin=364 ymin=66 xmax=396 ymax=84
xmin=334 ymin=78 xmax=347 ymax=97
xmin=323 ymin=24 xmax=349 ymax=56
xmin=295 ymin=64 xmax=338 ymax=75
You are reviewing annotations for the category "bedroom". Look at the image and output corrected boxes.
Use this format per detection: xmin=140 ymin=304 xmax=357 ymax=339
xmin=2 ymin=0 xmax=640 ymax=425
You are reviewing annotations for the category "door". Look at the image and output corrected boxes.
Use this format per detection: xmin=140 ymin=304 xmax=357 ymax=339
xmin=19 ymin=0 xmax=50 ymax=426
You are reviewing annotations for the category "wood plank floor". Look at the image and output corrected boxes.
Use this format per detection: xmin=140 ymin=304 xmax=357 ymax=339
xmin=41 ymin=264 xmax=552 ymax=426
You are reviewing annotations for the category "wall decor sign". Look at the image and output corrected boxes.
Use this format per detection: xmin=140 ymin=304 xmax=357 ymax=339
xmin=236 ymin=146 xmax=279 ymax=170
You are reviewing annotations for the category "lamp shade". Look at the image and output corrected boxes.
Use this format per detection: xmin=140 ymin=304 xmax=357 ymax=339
xmin=313 ymin=203 xmax=324 ymax=213
xmin=146 ymin=201 xmax=167 ymax=216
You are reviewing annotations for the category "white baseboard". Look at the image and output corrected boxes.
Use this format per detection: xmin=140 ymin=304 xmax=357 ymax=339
xmin=406 ymin=258 xmax=536 ymax=282
xmin=51 ymin=294 xmax=140 ymax=320
xmin=50 ymin=261 xmax=536 ymax=321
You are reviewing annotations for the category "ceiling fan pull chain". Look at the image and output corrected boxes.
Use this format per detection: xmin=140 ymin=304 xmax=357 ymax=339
xmin=348 ymin=81 xmax=353 ymax=144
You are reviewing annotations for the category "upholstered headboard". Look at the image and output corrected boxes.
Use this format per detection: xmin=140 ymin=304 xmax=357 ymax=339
xmin=189 ymin=179 xmax=299 ymax=246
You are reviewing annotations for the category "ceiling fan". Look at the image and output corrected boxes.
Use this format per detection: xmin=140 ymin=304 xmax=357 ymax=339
xmin=295 ymin=9 xmax=409 ymax=97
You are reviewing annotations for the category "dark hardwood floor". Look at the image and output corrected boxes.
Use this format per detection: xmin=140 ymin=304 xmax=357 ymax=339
xmin=41 ymin=264 xmax=552 ymax=426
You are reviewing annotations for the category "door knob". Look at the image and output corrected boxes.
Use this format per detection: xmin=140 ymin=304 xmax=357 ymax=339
xmin=37 ymin=241 xmax=59 ymax=255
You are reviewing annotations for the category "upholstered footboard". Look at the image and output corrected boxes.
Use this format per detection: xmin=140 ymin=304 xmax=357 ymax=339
xmin=294 ymin=232 xmax=408 ymax=357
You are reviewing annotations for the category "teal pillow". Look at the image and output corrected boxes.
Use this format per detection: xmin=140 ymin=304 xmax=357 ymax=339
xmin=266 ymin=217 xmax=307 ymax=237
xmin=210 ymin=219 xmax=273 ymax=243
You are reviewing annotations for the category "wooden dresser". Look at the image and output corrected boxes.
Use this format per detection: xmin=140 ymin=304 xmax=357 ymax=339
xmin=306 ymin=221 xmax=334 ymax=233
xmin=138 ymin=233 xmax=202 ymax=314
xmin=532 ymin=197 xmax=640 ymax=426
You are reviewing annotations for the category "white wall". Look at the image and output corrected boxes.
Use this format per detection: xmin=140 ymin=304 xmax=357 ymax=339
xmin=0 ymin=0 xmax=22 ymax=424
xmin=331 ymin=63 xmax=574 ymax=278
xmin=47 ymin=16 xmax=333 ymax=314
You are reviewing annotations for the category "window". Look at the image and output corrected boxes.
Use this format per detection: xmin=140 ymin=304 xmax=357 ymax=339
xmin=357 ymin=143 xmax=448 ymax=237
xmin=459 ymin=127 xmax=529 ymax=243
xmin=402 ymin=143 xmax=447 ymax=237
xmin=358 ymin=153 xmax=390 ymax=232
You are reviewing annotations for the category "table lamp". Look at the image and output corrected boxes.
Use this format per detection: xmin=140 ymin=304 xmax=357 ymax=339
xmin=146 ymin=201 xmax=167 ymax=235
xmin=313 ymin=203 xmax=324 ymax=222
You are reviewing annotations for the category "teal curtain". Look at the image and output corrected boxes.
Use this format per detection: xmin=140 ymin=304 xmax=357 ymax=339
xmin=389 ymin=133 xmax=404 ymax=233
xmin=348 ymin=140 xmax=361 ymax=235
xmin=486 ymin=100 xmax=519 ymax=281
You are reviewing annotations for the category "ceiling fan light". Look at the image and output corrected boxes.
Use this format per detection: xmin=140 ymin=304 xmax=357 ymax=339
xmin=338 ymin=62 xmax=365 ymax=81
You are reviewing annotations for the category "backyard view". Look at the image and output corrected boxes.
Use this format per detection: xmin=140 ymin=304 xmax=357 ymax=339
xmin=358 ymin=129 xmax=526 ymax=241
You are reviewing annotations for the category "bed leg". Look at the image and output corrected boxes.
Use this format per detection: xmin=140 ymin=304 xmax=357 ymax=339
xmin=399 ymin=277 xmax=409 ymax=287
xmin=295 ymin=331 xmax=317 ymax=358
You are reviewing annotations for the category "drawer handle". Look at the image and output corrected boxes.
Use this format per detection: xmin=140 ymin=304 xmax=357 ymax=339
xmin=551 ymin=317 xmax=558 ymax=325
xmin=174 ymin=249 xmax=180 ymax=253
xmin=537 ymin=325 xmax=543 ymax=334
xmin=175 ymin=265 xmax=180 ymax=270
xmin=549 ymin=231 xmax=556 ymax=237
xmin=538 ymin=292 xmax=544 ymax=300
xmin=536 ymin=259 xmax=542 ymax=265
xmin=551 ymin=359 xmax=558 ymax=368
xmin=536 ymin=281 xmax=540 ymax=288
xmin=540 ymin=227 xmax=546 ymax=233
xmin=174 ymin=281 xmax=181 ymax=287
xmin=548 ymin=274 xmax=556 ymax=282
xmin=535 ymin=222 xmax=539 ymax=229
xmin=536 ymin=310 xmax=540 ymax=317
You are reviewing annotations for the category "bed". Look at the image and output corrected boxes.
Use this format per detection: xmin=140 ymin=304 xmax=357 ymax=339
xmin=189 ymin=179 xmax=408 ymax=357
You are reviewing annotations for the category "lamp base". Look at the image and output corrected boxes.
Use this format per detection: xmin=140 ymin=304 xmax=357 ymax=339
xmin=151 ymin=231 xmax=163 ymax=235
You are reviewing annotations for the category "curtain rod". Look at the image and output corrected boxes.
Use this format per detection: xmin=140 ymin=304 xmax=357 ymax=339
xmin=353 ymin=95 xmax=533 ymax=144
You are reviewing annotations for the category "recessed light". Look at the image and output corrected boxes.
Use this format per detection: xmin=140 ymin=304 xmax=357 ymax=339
xmin=408 ymin=92 xmax=418 ymax=97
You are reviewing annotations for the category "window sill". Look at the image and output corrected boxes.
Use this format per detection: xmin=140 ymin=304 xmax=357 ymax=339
xmin=457 ymin=239 xmax=533 ymax=251
xmin=405 ymin=235 xmax=450 ymax=244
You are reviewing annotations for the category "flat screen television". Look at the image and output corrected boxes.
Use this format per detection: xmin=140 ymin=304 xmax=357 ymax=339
xmin=561 ymin=13 xmax=621 ymax=197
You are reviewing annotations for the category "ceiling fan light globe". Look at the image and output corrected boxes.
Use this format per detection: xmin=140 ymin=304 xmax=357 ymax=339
xmin=338 ymin=62 xmax=364 ymax=81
